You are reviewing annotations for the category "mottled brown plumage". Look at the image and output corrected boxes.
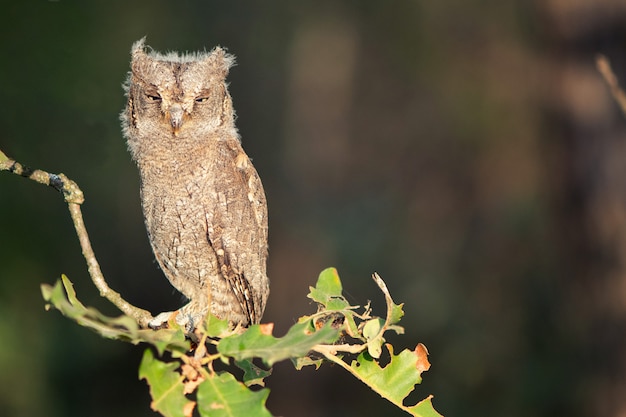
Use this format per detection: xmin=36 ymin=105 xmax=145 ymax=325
xmin=121 ymin=38 xmax=269 ymax=329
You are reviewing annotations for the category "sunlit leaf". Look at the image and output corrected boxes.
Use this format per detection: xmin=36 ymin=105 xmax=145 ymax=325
xmin=313 ymin=267 xmax=343 ymax=296
xmin=363 ymin=318 xmax=383 ymax=339
xmin=41 ymin=276 xmax=189 ymax=353
xmin=218 ymin=321 xmax=340 ymax=366
xmin=350 ymin=345 xmax=424 ymax=405
xmin=139 ymin=349 xmax=193 ymax=417
xmin=363 ymin=318 xmax=384 ymax=358
xmin=390 ymin=301 xmax=405 ymax=325
xmin=407 ymin=396 xmax=444 ymax=417
xmin=196 ymin=372 xmax=272 ymax=417
xmin=307 ymin=268 xmax=350 ymax=310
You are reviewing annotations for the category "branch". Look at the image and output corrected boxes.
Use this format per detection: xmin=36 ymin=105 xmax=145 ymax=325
xmin=311 ymin=342 xmax=366 ymax=355
xmin=0 ymin=149 xmax=153 ymax=327
xmin=596 ymin=55 xmax=626 ymax=117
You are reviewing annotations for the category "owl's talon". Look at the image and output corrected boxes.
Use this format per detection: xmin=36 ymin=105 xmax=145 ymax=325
xmin=149 ymin=310 xmax=198 ymax=333
xmin=149 ymin=311 xmax=175 ymax=329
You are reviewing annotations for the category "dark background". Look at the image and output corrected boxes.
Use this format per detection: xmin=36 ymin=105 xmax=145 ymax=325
xmin=2 ymin=1 xmax=626 ymax=416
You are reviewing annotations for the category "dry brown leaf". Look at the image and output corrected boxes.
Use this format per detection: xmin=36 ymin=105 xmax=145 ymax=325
xmin=181 ymin=363 xmax=205 ymax=394
xmin=415 ymin=343 xmax=431 ymax=374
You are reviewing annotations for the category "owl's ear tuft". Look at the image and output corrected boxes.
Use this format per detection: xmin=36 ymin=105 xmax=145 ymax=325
xmin=131 ymin=37 xmax=148 ymax=56
xmin=206 ymin=47 xmax=236 ymax=78
xmin=130 ymin=38 xmax=155 ymax=77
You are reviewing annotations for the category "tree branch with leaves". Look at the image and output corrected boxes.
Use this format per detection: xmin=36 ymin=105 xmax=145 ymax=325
xmin=1 ymin=148 xmax=442 ymax=417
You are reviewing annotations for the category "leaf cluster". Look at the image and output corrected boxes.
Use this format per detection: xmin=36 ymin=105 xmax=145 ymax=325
xmin=42 ymin=268 xmax=441 ymax=417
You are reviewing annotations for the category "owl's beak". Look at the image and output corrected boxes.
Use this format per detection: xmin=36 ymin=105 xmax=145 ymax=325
xmin=168 ymin=104 xmax=184 ymax=135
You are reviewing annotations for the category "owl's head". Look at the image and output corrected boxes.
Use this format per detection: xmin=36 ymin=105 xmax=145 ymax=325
xmin=121 ymin=38 xmax=236 ymax=151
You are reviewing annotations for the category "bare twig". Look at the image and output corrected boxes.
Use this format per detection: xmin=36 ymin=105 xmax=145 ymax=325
xmin=372 ymin=272 xmax=395 ymax=327
xmin=311 ymin=342 xmax=366 ymax=355
xmin=596 ymin=55 xmax=626 ymax=117
xmin=0 ymin=150 xmax=153 ymax=327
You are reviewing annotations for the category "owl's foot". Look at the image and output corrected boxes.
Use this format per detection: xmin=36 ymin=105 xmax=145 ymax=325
xmin=148 ymin=311 xmax=175 ymax=329
xmin=149 ymin=310 xmax=196 ymax=332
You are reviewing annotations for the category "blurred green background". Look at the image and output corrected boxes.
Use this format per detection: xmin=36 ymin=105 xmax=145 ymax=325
xmin=2 ymin=1 xmax=626 ymax=416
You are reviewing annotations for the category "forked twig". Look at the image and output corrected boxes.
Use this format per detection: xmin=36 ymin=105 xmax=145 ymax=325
xmin=0 ymin=149 xmax=153 ymax=327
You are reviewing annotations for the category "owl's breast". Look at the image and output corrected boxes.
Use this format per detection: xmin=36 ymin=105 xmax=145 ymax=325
xmin=139 ymin=161 xmax=216 ymax=266
xmin=140 ymin=162 xmax=213 ymax=239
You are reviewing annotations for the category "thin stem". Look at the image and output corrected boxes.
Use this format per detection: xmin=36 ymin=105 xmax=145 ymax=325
xmin=312 ymin=342 xmax=366 ymax=355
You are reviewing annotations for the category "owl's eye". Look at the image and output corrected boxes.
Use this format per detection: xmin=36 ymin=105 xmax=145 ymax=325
xmin=146 ymin=93 xmax=162 ymax=102
xmin=195 ymin=96 xmax=209 ymax=103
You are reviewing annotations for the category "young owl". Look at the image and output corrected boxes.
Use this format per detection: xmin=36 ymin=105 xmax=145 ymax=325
xmin=121 ymin=38 xmax=269 ymax=329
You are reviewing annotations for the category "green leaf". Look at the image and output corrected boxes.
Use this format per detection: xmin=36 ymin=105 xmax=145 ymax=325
xmin=41 ymin=276 xmax=190 ymax=353
xmin=218 ymin=321 xmax=340 ymax=366
xmin=363 ymin=318 xmax=383 ymax=340
xmin=139 ymin=349 xmax=193 ymax=417
xmin=390 ymin=302 xmax=405 ymax=325
xmin=196 ymin=372 xmax=272 ymax=417
xmin=341 ymin=310 xmax=363 ymax=339
xmin=363 ymin=318 xmax=385 ymax=358
xmin=307 ymin=268 xmax=350 ymax=310
xmin=407 ymin=396 xmax=444 ymax=417
xmin=314 ymin=267 xmax=343 ymax=295
xmin=325 ymin=297 xmax=352 ymax=311
xmin=291 ymin=356 xmax=325 ymax=370
xmin=234 ymin=360 xmax=272 ymax=387
xmin=351 ymin=347 xmax=423 ymax=406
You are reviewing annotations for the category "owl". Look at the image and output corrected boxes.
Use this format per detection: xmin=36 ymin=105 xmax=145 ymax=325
xmin=121 ymin=38 xmax=269 ymax=330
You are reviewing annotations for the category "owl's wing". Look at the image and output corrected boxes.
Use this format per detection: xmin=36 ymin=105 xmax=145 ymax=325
xmin=204 ymin=138 xmax=268 ymax=325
